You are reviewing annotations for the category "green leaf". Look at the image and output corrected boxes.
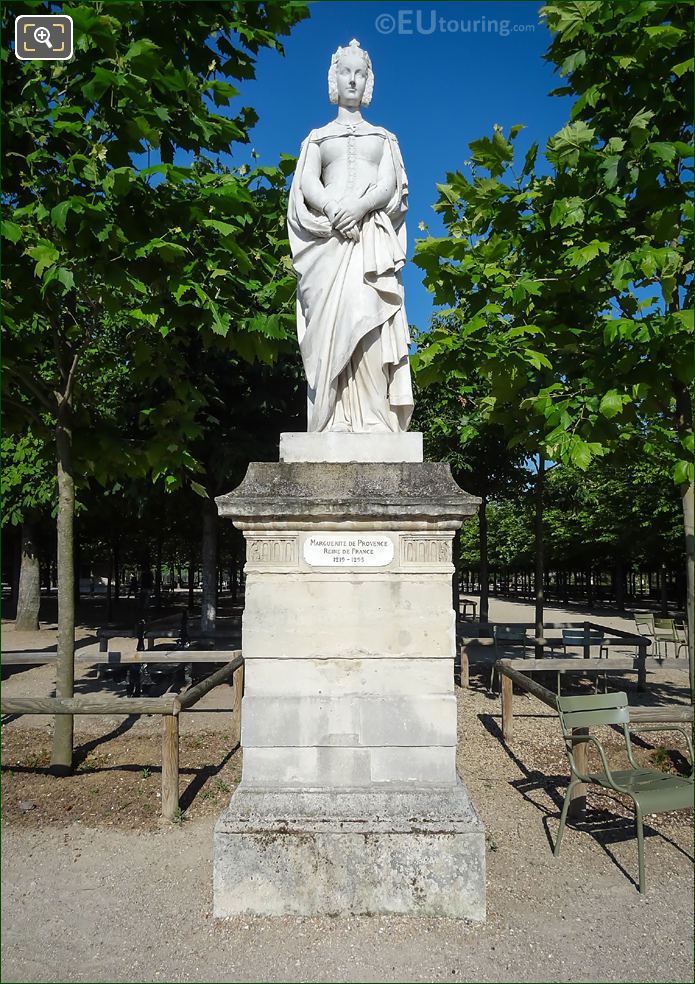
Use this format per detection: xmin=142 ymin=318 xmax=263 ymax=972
xmin=55 ymin=268 xmax=75 ymax=294
xmin=50 ymin=201 xmax=72 ymax=232
xmin=673 ymin=460 xmax=694 ymax=485
xmin=550 ymin=196 xmax=585 ymax=228
xmin=546 ymin=120 xmax=595 ymax=167
xmin=522 ymin=143 xmax=538 ymax=176
xmin=468 ymin=131 xmax=514 ymax=177
xmin=1 ymin=220 xmax=22 ymax=243
xmin=627 ymin=108 xmax=654 ymax=148
xmin=649 ymin=142 xmax=677 ymax=165
xmin=599 ymin=390 xmax=627 ymax=419
xmin=565 ymin=240 xmax=610 ymax=268
xmin=672 ymin=58 xmax=694 ymax=77
xmin=27 ymin=242 xmax=60 ymax=278
xmin=103 ymin=168 xmax=137 ymax=197
xmin=600 ymin=155 xmax=620 ymax=189
xmin=135 ymin=239 xmax=187 ymax=262
xmin=190 ymin=481 xmax=209 ymax=498
xmin=610 ymin=258 xmax=633 ymax=290
xmin=208 ymin=300 xmax=231 ymax=337
xmin=201 ymin=218 xmax=240 ymax=238
xmin=524 ymin=350 xmax=552 ymax=370
xmin=124 ymin=38 xmax=161 ymax=64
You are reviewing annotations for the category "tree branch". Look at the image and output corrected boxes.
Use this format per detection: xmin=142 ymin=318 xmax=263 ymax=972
xmin=3 ymin=395 xmax=45 ymax=428
xmin=64 ymin=351 xmax=80 ymax=404
xmin=4 ymin=364 xmax=56 ymax=413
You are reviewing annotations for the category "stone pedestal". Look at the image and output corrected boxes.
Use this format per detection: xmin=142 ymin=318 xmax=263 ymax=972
xmin=213 ymin=445 xmax=485 ymax=919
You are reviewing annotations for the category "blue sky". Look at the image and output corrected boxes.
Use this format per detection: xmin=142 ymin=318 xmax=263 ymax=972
xmin=232 ymin=1 xmax=574 ymax=330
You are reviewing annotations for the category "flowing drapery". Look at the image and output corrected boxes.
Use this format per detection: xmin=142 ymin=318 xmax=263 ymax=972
xmin=287 ymin=127 xmax=414 ymax=433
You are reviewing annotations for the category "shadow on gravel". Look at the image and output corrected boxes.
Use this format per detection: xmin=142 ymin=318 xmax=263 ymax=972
xmin=178 ymin=741 xmax=240 ymax=811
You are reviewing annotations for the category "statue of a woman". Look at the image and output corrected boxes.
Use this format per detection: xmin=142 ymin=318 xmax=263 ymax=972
xmin=288 ymin=40 xmax=414 ymax=434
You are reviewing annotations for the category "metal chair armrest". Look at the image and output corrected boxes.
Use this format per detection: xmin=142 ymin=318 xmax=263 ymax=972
xmin=628 ymin=724 xmax=694 ymax=767
xmin=566 ymin=733 xmax=622 ymax=791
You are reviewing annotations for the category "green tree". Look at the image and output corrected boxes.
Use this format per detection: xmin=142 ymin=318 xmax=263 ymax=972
xmin=539 ymin=0 xmax=693 ymax=677
xmin=414 ymin=1 xmax=693 ymax=675
xmin=411 ymin=345 xmax=527 ymax=622
xmin=1 ymin=433 xmax=55 ymax=629
xmin=2 ymin=0 xmax=308 ymax=770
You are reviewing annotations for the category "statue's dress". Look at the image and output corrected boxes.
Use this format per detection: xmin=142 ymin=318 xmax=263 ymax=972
xmin=287 ymin=123 xmax=414 ymax=433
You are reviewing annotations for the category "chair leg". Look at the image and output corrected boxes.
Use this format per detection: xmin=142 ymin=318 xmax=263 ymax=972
xmin=554 ymin=779 xmax=579 ymax=857
xmin=636 ymin=805 xmax=646 ymax=893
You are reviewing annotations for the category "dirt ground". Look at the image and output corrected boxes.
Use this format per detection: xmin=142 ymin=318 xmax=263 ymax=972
xmin=1 ymin=596 xmax=693 ymax=984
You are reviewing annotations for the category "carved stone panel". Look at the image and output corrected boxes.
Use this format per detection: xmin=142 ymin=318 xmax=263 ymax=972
xmin=246 ymin=535 xmax=298 ymax=569
xmin=400 ymin=534 xmax=451 ymax=568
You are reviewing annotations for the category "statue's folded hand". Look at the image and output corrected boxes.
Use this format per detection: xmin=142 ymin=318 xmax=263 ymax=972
xmin=332 ymin=197 xmax=369 ymax=232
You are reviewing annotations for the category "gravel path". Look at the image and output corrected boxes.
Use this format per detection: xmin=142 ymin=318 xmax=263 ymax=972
xmin=1 ymin=597 xmax=693 ymax=983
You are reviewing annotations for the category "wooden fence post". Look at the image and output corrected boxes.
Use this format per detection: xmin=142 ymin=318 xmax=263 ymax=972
xmin=568 ymin=726 xmax=588 ymax=819
xmin=161 ymin=714 xmax=179 ymax=820
xmin=501 ymin=672 xmax=513 ymax=741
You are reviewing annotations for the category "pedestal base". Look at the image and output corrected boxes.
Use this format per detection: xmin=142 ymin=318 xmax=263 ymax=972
xmin=213 ymin=783 xmax=485 ymax=919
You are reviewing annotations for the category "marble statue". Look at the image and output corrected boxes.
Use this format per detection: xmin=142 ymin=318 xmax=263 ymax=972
xmin=288 ymin=40 xmax=414 ymax=434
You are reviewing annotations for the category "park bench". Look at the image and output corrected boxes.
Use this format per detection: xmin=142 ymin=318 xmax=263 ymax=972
xmin=553 ymin=691 xmax=693 ymax=893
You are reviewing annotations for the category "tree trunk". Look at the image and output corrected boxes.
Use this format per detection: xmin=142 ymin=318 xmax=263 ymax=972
xmin=680 ymin=480 xmax=694 ymax=700
xmin=73 ymin=514 xmax=80 ymax=614
xmin=155 ymin=535 xmax=162 ymax=610
xmin=187 ymin=562 xmax=195 ymax=612
xmin=105 ymin=564 xmax=113 ymax=623
xmin=51 ymin=412 xmax=75 ymax=774
xmin=534 ymin=453 xmax=545 ymax=658
xmin=113 ymin=538 xmax=120 ymax=601
xmin=479 ymin=495 xmax=489 ymax=624
xmin=15 ymin=522 xmax=41 ymax=631
xmin=659 ymin=562 xmax=668 ymax=617
xmin=615 ymin=559 xmax=625 ymax=612
xmin=201 ymin=498 xmax=217 ymax=632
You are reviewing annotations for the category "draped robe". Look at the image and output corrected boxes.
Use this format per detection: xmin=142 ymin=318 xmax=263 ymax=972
xmin=287 ymin=124 xmax=414 ymax=433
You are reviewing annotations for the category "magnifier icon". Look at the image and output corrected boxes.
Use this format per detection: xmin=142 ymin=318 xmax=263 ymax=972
xmin=33 ymin=26 xmax=52 ymax=48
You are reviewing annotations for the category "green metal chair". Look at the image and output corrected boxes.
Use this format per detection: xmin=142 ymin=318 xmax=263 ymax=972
xmin=634 ymin=613 xmax=656 ymax=639
xmin=554 ymin=692 xmax=693 ymax=893
xmin=654 ymin=617 xmax=688 ymax=660
xmin=490 ymin=624 xmax=529 ymax=691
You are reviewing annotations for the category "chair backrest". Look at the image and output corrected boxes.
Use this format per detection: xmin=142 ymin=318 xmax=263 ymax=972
xmin=556 ymin=692 xmax=630 ymax=734
xmin=654 ymin=618 xmax=675 ymax=631
xmin=493 ymin=624 xmax=527 ymax=642
xmin=634 ymin=613 xmax=655 ymax=634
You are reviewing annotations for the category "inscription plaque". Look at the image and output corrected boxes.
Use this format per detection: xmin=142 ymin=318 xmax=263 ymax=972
xmin=303 ymin=534 xmax=394 ymax=568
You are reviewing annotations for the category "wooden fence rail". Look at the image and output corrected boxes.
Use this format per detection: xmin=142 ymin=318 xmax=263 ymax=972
xmin=1 ymin=649 xmax=241 ymax=665
xmin=0 ymin=655 xmax=244 ymax=820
